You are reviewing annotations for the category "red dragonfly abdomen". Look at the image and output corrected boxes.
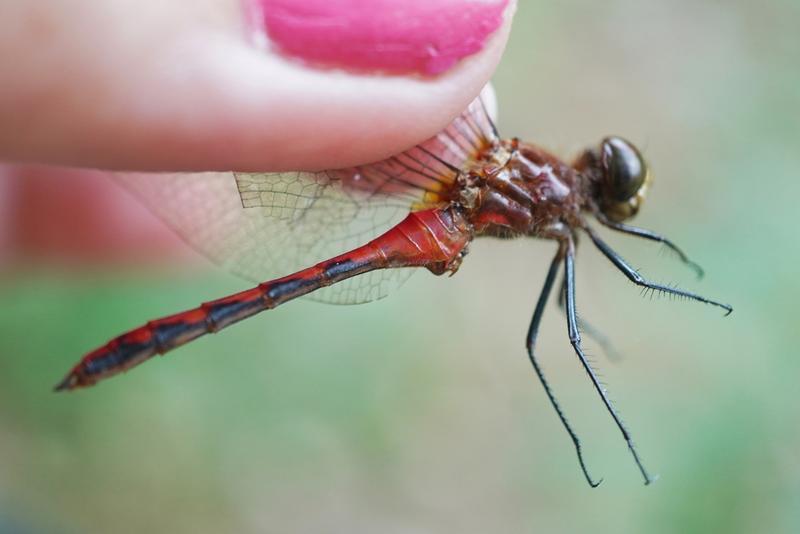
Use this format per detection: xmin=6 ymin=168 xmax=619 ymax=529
xmin=56 ymin=208 xmax=471 ymax=391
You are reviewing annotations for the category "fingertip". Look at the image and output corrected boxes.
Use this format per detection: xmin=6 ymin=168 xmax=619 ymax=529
xmin=0 ymin=0 xmax=515 ymax=172
xmin=142 ymin=0 xmax=515 ymax=171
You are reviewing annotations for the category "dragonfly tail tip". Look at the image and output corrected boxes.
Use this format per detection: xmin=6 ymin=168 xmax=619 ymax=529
xmin=53 ymin=373 xmax=77 ymax=393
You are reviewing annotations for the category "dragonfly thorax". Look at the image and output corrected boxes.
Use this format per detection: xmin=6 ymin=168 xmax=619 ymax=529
xmin=463 ymin=140 xmax=584 ymax=239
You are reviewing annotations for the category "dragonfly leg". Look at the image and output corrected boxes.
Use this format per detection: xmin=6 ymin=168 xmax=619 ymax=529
xmin=596 ymin=215 xmax=704 ymax=279
xmin=526 ymin=243 xmax=602 ymax=487
xmin=564 ymin=241 xmax=655 ymax=485
xmin=557 ymin=277 xmax=623 ymax=362
xmin=586 ymin=227 xmax=732 ymax=316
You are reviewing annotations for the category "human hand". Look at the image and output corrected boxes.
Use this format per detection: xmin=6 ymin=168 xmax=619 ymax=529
xmin=0 ymin=0 xmax=514 ymax=172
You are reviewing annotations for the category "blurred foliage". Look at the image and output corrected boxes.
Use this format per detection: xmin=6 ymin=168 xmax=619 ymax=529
xmin=2 ymin=1 xmax=799 ymax=532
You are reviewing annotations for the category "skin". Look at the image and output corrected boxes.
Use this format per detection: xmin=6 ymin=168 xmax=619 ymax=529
xmin=0 ymin=0 xmax=514 ymax=172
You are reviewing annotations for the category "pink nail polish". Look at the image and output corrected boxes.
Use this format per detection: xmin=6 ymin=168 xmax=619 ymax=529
xmin=248 ymin=0 xmax=509 ymax=75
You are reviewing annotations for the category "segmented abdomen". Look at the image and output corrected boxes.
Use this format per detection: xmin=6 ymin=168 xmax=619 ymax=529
xmin=56 ymin=208 xmax=471 ymax=390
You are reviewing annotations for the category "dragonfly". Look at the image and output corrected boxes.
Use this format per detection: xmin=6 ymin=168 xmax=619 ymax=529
xmin=55 ymin=95 xmax=731 ymax=486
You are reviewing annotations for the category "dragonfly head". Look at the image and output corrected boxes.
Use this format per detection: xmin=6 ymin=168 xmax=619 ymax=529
xmin=578 ymin=136 xmax=651 ymax=222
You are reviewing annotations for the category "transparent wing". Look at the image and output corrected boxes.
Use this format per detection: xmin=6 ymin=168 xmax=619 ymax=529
xmin=118 ymin=96 xmax=499 ymax=304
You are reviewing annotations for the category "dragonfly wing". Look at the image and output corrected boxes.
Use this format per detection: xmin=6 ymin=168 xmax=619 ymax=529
xmin=117 ymin=95 xmax=499 ymax=304
xmin=117 ymin=170 xmax=411 ymax=304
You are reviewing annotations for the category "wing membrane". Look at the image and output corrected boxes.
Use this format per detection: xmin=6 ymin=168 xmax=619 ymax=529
xmin=118 ymin=96 xmax=498 ymax=304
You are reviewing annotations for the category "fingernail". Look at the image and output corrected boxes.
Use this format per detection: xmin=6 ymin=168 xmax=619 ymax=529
xmin=246 ymin=0 xmax=510 ymax=75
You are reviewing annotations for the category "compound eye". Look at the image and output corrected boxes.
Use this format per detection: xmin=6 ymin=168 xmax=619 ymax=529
xmin=602 ymin=137 xmax=647 ymax=201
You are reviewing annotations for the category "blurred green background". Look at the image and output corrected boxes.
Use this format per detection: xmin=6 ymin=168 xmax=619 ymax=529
xmin=2 ymin=1 xmax=799 ymax=532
